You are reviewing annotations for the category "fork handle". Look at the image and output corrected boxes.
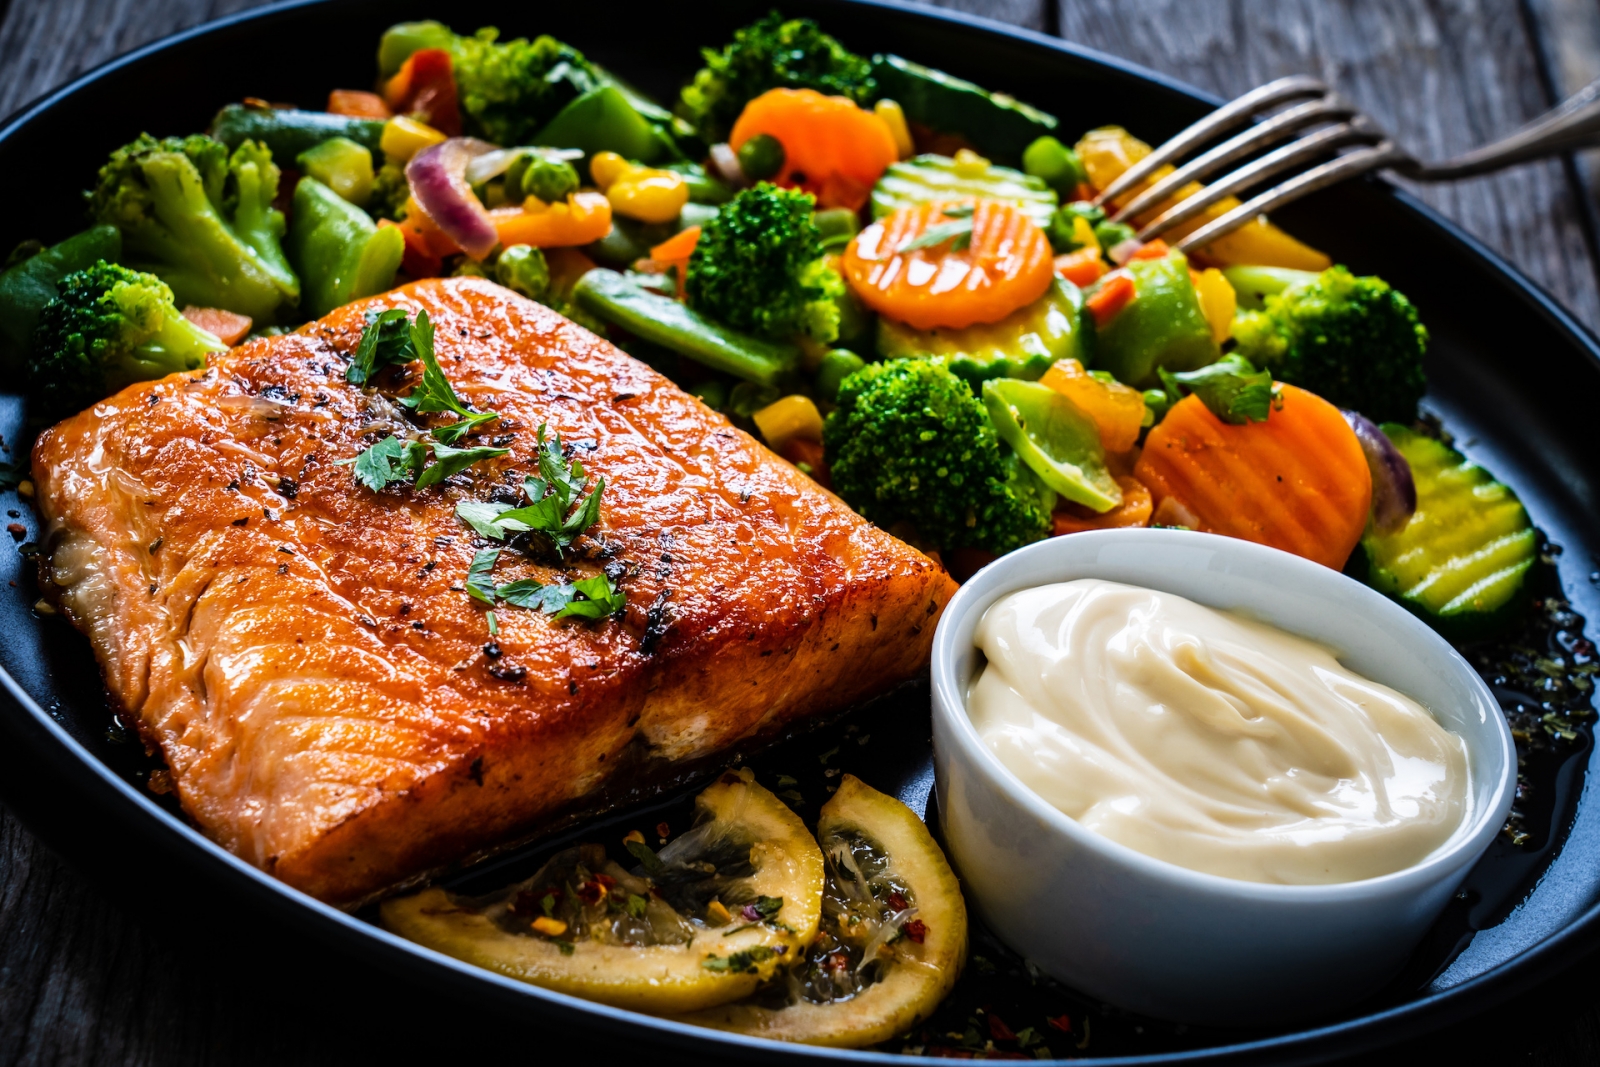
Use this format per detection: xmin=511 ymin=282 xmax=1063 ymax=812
xmin=1401 ymin=77 xmax=1600 ymax=180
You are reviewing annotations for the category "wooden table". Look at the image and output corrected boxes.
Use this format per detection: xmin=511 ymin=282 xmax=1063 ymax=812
xmin=2 ymin=0 xmax=1598 ymax=1063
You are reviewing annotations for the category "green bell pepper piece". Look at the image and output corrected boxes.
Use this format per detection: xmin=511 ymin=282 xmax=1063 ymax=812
xmin=0 ymin=225 xmax=122 ymax=375
xmin=983 ymin=378 xmax=1121 ymax=512
xmin=877 ymin=277 xmax=1088 ymax=384
xmin=285 ymin=178 xmax=404 ymax=318
xmin=536 ymin=85 xmax=669 ymax=163
xmin=297 ymin=137 xmax=375 ymax=207
xmin=1091 ymin=253 xmax=1219 ymax=388
xmin=573 ymin=269 xmax=801 ymax=386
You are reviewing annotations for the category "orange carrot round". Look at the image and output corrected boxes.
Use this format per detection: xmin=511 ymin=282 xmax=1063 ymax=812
xmin=842 ymin=200 xmax=1054 ymax=330
xmin=730 ymin=89 xmax=898 ymax=212
xmin=1053 ymin=476 xmax=1152 ymax=535
xmin=1133 ymin=384 xmax=1371 ymax=569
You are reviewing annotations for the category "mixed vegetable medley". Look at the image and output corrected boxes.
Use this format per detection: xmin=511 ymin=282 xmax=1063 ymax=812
xmin=0 ymin=10 xmax=1538 ymax=640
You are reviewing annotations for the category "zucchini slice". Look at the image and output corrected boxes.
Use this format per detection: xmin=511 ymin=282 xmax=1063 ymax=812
xmin=870 ymin=55 xmax=1059 ymax=161
xmin=871 ymin=154 xmax=1058 ymax=229
xmin=1357 ymin=425 xmax=1537 ymax=638
xmin=671 ymin=775 xmax=967 ymax=1048
xmin=380 ymin=770 xmax=824 ymax=1014
xmin=877 ymin=277 xmax=1089 ymax=385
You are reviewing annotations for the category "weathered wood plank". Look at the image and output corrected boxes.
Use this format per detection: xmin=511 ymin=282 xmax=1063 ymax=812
xmin=1055 ymin=0 xmax=1600 ymax=333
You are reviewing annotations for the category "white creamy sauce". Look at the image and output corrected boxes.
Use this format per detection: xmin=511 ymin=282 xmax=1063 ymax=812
xmin=967 ymin=579 xmax=1470 ymax=884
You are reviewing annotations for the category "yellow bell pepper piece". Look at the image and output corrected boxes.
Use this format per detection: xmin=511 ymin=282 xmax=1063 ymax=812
xmin=753 ymin=395 xmax=824 ymax=451
xmin=1191 ymin=267 xmax=1237 ymax=344
xmin=953 ymin=148 xmax=990 ymax=178
xmin=1075 ymin=126 xmax=1330 ymax=271
xmin=589 ymin=151 xmax=632 ymax=191
xmin=380 ymin=115 xmax=446 ymax=163
xmin=489 ymin=191 xmax=613 ymax=248
xmin=1038 ymin=359 xmax=1146 ymax=453
xmin=874 ymin=99 xmax=915 ymax=159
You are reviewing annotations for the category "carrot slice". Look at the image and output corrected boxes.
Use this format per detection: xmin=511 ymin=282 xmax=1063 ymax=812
xmin=181 ymin=306 xmax=251 ymax=346
xmin=730 ymin=89 xmax=898 ymax=212
xmin=1129 ymin=238 xmax=1170 ymax=261
xmin=649 ymin=226 xmax=701 ymax=262
xmin=328 ymin=90 xmax=392 ymax=119
xmin=381 ymin=217 xmax=443 ymax=278
xmin=1133 ymin=384 xmax=1372 ymax=569
xmin=1053 ymin=476 xmax=1152 ymax=535
xmin=842 ymin=200 xmax=1054 ymax=330
xmin=383 ymin=49 xmax=461 ymax=136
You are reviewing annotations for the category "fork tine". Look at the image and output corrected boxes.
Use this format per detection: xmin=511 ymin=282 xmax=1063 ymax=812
xmin=1110 ymin=98 xmax=1358 ymax=223
xmin=1092 ymin=74 xmax=1328 ymax=207
xmin=1174 ymin=142 xmax=1408 ymax=254
xmin=1135 ymin=121 xmax=1380 ymax=243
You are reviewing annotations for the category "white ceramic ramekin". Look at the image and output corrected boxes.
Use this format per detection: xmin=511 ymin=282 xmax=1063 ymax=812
xmin=930 ymin=528 xmax=1515 ymax=1026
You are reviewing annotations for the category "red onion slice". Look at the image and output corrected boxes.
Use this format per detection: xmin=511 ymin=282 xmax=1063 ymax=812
xmin=406 ymin=138 xmax=500 ymax=260
xmin=1343 ymin=409 xmax=1417 ymax=535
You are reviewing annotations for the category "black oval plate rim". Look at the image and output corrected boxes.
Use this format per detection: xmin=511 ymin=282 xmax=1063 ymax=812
xmin=1 ymin=1 xmax=1599 ymax=1063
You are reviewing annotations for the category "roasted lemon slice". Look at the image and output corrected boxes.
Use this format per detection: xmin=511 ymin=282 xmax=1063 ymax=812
xmin=380 ymin=770 xmax=824 ymax=1013
xmin=671 ymin=774 xmax=968 ymax=1047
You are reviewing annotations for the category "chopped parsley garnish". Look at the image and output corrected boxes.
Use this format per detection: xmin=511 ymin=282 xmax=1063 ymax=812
xmin=346 ymin=307 xmax=417 ymax=385
xmin=1157 ymin=355 xmax=1280 ymax=425
xmin=702 ymin=946 xmax=776 ymax=973
xmin=343 ymin=310 xmax=504 ymax=490
xmin=452 ymin=426 xmax=605 ymax=558
xmin=462 ymin=546 xmax=626 ymax=621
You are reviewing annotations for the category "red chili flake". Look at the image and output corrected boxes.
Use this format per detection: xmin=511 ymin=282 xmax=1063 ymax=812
xmin=987 ymin=1014 xmax=1016 ymax=1042
xmin=576 ymin=880 xmax=606 ymax=905
xmin=594 ymin=873 xmax=618 ymax=889
xmin=1046 ymin=1013 xmax=1073 ymax=1034
xmin=887 ymin=891 xmax=909 ymax=911
xmin=827 ymin=951 xmax=850 ymax=972
xmin=902 ymin=919 xmax=928 ymax=944
xmin=656 ymin=821 xmax=671 ymax=840
xmin=6 ymin=523 xmax=25 ymax=540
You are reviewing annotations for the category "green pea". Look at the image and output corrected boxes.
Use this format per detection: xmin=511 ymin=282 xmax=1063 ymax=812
xmin=737 ymin=134 xmax=786 ymax=181
xmin=1021 ymin=135 xmax=1088 ymax=193
xmin=496 ymin=244 xmax=550 ymax=301
xmin=814 ymin=349 xmax=867 ymax=402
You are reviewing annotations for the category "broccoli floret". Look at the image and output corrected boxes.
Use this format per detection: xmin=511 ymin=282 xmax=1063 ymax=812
xmin=88 ymin=134 xmax=300 ymax=322
xmin=685 ymin=183 xmax=844 ymax=343
xmin=824 ymin=358 xmax=1054 ymax=555
xmin=1229 ymin=265 xmax=1427 ymax=424
xmin=30 ymin=261 xmax=225 ymax=416
xmin=368 ymin=161 xmax=411 ymax=222
xmin=379 ymin=22 xmax=603 ymax=147
xmin=677 ymin=12 xmax=875 ymax=144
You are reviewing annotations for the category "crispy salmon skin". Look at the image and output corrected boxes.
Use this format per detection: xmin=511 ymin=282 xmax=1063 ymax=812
xmin=32 ymin=278 xmax=955 ymax=904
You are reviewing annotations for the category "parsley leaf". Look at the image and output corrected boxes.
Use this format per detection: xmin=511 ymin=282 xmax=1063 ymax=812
xmin=897 ymin=217 xmax=974 ymax=253
xmin=415 ymin=442 xmax=511 ymax=489
xmin=399 ymin=311 xmax=472 ymax=417
xmin=455 ymin=500 xmax=514 ymax=538
xmin=489 ymin=572 xmax=626 ymax=619
xmin=1158 ymin=355 xmax=1280 ymax=425
xmin=347 ymin=308 xmax=417 ymax=385
xmin=554 ymin=573 xmax=627 ymax=619
xmin=430 ymin=409 xmax=498 ymax=446
xmin=466 ymin=548 xmax=500 ymax=605
xmin=346 ymin=435 xmax=412 ymax=491
xmin=451 ymin=425 xmax=604 ymax=557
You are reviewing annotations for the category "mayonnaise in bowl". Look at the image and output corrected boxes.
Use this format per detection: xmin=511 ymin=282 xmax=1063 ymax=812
xmin=967 ymin=578 xmax=1470 ymax=884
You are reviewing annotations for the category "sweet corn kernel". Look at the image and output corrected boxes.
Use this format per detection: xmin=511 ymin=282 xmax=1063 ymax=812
xmin=1192 ymin=266 xmax=1237 ymax=344
xmin=753 ymin=394 xmax=825 ymax=451
xmin=953 ymin=148 xmax=990 ymax=178
xmin=380 ymin=115 xmax=446 ymax=163
xmin=874 ymin=99 xmax=915 ymax=159
xmin=607 ymin=170 xmax=689 ymax=224
xmin=589 ymin=151 xmax=631 ymax=191
xmin=1039 ymin=358 xmax=1146 ymax=453
xmin=531 ymin=916 xmax=568 ymax=937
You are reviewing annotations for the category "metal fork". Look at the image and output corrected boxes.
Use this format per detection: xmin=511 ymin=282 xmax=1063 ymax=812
xmin=1096 ymin=74 xmax=1600 ymax=255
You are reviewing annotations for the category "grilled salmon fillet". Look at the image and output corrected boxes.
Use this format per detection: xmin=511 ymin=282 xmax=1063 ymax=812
xmin=32 ymin=278 xmax=954 ymax=905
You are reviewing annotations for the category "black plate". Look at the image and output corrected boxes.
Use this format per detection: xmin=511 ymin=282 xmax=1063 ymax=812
xmin=2 ymin=1 xmax=1599 ymax=1062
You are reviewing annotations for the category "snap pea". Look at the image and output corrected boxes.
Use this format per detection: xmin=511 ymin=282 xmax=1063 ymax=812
xmin=285 ymin=178 xmax=404 ymax=318
xmin=573 ymin=269 xmax=801 ymax=386
xmin=0 ymin=225 xmax=121 ymax=375
xmin=211 ymin=103 xmax=384 ymax=161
